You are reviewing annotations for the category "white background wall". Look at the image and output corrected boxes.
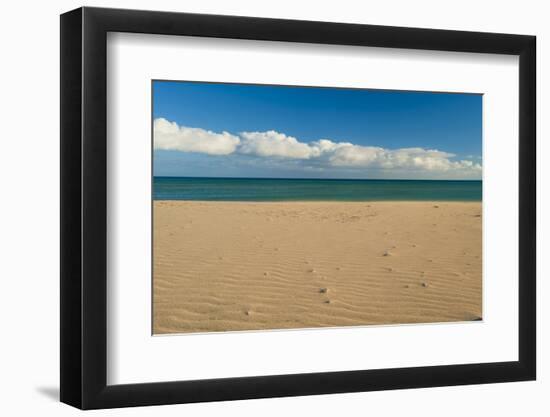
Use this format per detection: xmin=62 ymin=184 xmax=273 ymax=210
xmin=0 ymin=0 xmax=546 ymax=415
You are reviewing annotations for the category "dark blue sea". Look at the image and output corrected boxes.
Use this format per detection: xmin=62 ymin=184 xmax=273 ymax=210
xmin=153 ymin=177 xmax=482 ymax=202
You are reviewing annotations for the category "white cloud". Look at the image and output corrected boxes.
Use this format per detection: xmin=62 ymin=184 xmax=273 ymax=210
xmin=310 ymin=139 xmax=353 ymax=156
xmin=154 ymin=118 xmax=240 ymax=155
xmin=154 ymin=118 xmax=481 ymax=178
xmin=239 ymin=130 xmax=315 ymax=159
xmin=328 ymin=145 xmax=481 ymax=173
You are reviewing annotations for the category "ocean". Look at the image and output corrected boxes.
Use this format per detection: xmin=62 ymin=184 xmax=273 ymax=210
xmin=153 ymin=177 xmax=482 ymax=202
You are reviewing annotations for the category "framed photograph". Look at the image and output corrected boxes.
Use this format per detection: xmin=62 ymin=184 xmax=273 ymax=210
xmin=60 ymin=7 xmax=536 ymax=409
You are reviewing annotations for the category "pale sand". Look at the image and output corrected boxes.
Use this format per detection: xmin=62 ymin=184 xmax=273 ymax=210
xmin=153 ymin=201 xmax=482 ymax=334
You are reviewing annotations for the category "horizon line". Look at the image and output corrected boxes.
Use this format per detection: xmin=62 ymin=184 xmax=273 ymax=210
xmin=153 ymin=175 xmax=482 ymax=182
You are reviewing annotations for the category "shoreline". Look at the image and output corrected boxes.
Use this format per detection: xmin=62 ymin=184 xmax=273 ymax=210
xmin=153 ymin=201 xmax=482 ymax=334
xmin=153 ymin=200 xmax=481 ymax=203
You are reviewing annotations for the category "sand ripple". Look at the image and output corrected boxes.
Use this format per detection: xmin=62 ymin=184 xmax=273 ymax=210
xmin=153 ymin=201 xmax=482 ymax=334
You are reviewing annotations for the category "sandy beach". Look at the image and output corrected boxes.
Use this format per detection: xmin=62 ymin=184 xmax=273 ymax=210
xmin=153 ymin=201 xmax=482 ymax=334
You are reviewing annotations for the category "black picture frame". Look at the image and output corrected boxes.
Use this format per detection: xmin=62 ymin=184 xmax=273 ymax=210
xmin=60 ymin=6 xmax=536 ymax=410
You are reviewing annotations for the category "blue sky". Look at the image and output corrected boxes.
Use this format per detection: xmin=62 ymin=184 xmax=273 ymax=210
xmin=153 ymin=81 xmax=482 ymax=179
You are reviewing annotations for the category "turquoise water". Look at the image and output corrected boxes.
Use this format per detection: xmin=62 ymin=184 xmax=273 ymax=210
xmin=153 ymin=177 xmax=482 ymax=201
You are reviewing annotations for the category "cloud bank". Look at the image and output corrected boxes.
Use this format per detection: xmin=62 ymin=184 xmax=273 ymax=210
xmin=154 ymin=118 xmax=482 ymax=177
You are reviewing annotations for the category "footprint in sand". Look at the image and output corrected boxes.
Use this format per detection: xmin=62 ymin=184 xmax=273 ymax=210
xmin=319 ymin=287 xmax=329 ymax=294
xmin=421 ymin=282 xmax=429 ymax=288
